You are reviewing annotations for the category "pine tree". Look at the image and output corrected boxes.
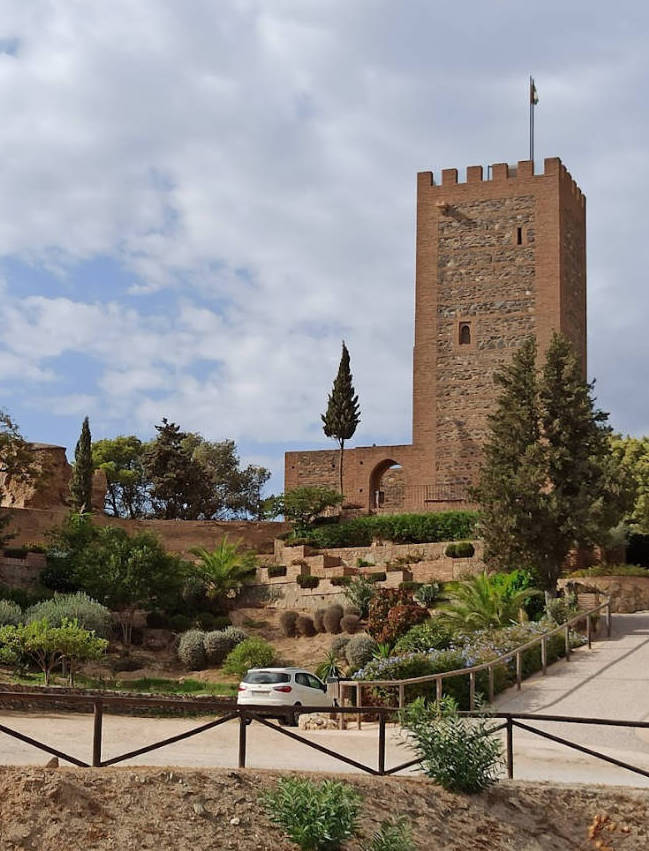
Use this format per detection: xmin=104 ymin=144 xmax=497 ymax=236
xmin=321 ymin=341 xmax=361 ymax=497
xmin=474 ymin=337 xmax=546 ymax=576
xmin=475 ymin=334 xmax=627 ymax=592
xmin=69 ymin=416 xmax=93 ymax=513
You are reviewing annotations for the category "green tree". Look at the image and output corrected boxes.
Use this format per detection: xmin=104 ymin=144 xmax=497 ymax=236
xmin=69 ymin=416 xmax=93 ymax=513
xmin=184 ymin=436 xmax=270 ymax=519
xmin=263 ymin=486 xmax=343 ymax=532
xmin=143 ymin=419 xmax=207 ymax=519
xmin=0 ymin=410 xmax=39 ymax=546
xmin=475 ymin=334 xmax=628 ymax=592
xmin=439 ymin=571 xmax=541 ymax=630
xmin=43 ymin=515 xmax=186 ymax=643
xmin=609 ymin=434 xmax=649 ymax=531
xmin=92 ymin=435 xmax=147 ymax=518
xmin=189 ymin=537 xmax=257 ymax=609
xmin=321 ymin=341 xmax=361 ymax=497
xmin=56 ymin=617 xmax=108 ymax=686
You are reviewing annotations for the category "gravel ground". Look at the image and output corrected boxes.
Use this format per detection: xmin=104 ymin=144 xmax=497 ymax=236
xmin=0 ymin=767 xmax=648 ymax=850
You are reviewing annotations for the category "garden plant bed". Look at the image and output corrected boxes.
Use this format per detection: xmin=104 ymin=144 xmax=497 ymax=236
xmin=0 ymin=766 xmax=648 ymax=850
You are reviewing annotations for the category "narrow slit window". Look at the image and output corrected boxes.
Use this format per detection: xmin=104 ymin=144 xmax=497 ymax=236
xmin=459 ymin=322 xmax=471 ymax=345
xmin=516 ymin=226 xmax=523 ymax=245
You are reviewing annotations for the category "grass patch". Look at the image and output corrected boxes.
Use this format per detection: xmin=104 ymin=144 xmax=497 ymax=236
xmin=5 ymin=670 xmax=237 ymax=697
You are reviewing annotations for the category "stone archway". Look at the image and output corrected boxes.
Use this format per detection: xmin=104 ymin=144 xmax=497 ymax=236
xmin=368 ymin=459 xmax=407 ymax=513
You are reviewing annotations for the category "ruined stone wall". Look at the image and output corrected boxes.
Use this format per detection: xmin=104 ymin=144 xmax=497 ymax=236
xmin=2 ymin=508 xmax=289 ymax=558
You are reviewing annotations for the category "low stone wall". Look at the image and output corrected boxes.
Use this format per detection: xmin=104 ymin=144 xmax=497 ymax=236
xmin=560 ymin=575 xmax=649 ymax=613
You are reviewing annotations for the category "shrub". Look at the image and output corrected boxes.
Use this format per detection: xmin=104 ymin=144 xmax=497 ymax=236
xmin=299 ymin=511 xmax=479 ymax=549
xmin=375 ymin=603 xmax=428 ymax=646
xmin=169 ymin=614 xmax=192 ymax=633
xmin=356 ymin=557 xmax=374 ymax=568
xmin=393 ymin=617 xmax=453 ymax=655
xmin=261 ymin=776 xmax=362 ymax=851
xmin=398 ymin=581 xmax=422 ymax=592
xmin=361 ymin=817 xmax=415 ymax=851
xmin=146 ymin=611 xmax=170 ymax=629
xmin=330 ymin=576 xmax=352 ymax=587
xmin=296 ymin=615 xmax=316 ymax=637
xmin=544 ymin=595 xmax=578 ymax=625
xmin=331 ymin=635 xmax=350 ymax=659
xmin=401 ymin=696 xmax=503 ymax=793
xmin=212 ymin=615 xmax=232 ymax=630
xmin=323 ymin=604 xmax=344 ymax=634
xmin=569 ymin=564 xmax=649 ymax=577
xmin=177 ymin=630 xmax=207 ymax=670
xmin=204 ymin=630 xmax=233 ymax=666
xmin=343 ymin=605 xmax=361 ymax=617
xmin=296 ymin=575 xmax=320 ymax=589
xmin=366 ymin=572 xmax=386 ymax=583
xmin=413 ymin=582 xmax=441 ymax=607
xmin=340 ymin=614 xmax=361 ymax=634
xmin=394 ymin=552 xmax=424 ymax=565
xmin=223 ymin=637 xmax=275 ymax=677
xmin=444 ymin=541 xmax=475 ymax=558
xmin=315 ymin=651 xmax=344 ymax=682
xmin=221 ymin=626 xmax=247 ymax=647
xmin=313 ymin=608 xmax=326 ymax=633
xmin=26 ymin=592 xmax=112 ymax=638
xmin=267 ymin=564 xmax=287 ymax=578
xmin=0 ymin=600 xmax=22 ymax=627
xmin=280 ymin=611 xmax=298 ymax=637
xmin=193 ymin=611 xmax=220 ymax=631
xmin=366 ymin=588 xmax=414 ymax=639
xmin=345 ymin=634 xmax=378 ymax=669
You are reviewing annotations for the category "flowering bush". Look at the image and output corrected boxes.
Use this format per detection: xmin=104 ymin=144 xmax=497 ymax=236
xmin=366 ymin=589 xmax=414 ymax=639
xmin=376 ymin=603 xmax=428 ymax=645
xmin=393 ymin=616 xmax=453 ymax=654
xmin=354 ymin=621 xmax=586 ymax=708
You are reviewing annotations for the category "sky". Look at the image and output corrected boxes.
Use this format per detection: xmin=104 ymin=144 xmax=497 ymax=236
xmin=0 ymin=1 xmax=648 ymax=495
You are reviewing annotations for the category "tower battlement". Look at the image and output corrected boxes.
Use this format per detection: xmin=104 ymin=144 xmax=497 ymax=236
xmin=418 ymin=157 xmax=584 ymax=207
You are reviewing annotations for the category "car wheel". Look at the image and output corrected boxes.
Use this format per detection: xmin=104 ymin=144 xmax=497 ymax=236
xmin=279 ymin=702 xmax=301 ymax=727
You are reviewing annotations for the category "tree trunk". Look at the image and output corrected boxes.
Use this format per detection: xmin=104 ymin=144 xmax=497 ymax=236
xmin=338 ymin=440 xmax=344 ymax=499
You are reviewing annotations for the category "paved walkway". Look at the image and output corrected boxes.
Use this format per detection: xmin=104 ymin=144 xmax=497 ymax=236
xmin=493 ymin=611 xmax=649 ymax=786
xmin=1 ymin=613 xmax=648 ymax=786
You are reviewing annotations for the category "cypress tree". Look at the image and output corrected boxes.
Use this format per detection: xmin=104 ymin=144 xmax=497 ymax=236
xmin=321 ymin=341 xmax=361 ymax=497
xmin=69 ymin=416 xmax=93 ymax=513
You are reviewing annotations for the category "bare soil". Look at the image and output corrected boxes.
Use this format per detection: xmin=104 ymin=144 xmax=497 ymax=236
xmin=0 ymin=767 xmax=647 ymax=850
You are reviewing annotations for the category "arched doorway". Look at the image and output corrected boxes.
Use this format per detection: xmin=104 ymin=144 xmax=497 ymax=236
xmin=368 ymin=459 xmax=406 ymax=512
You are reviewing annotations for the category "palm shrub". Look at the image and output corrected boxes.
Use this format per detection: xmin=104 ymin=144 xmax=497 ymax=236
xmin=177 ymin=630 xmax=207 ymax=670
xmin=343 ymin=577 xmax=377 ymax=618
xmin=223 ymin=637 xmax=275 ymax=677
xmin=189 ymin=537 xmax=257 ymax=609
xmin=439 ymin=570 xmax=542 ymax=631
xmin=26 ymin=592 xmax=112 ymax=638
xmin=315 ymin=651 xmax=343 ymax=682
xmin=261 ymin=776 xmax=362 ymax=851
xmin=400 ymin=696 xmax=503 ymax=793
xmin=0 ymin=600 xmax=22 ymax=626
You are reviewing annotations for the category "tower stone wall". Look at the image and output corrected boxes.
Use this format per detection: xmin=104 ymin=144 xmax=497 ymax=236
xmin=285 ymin=157 xmax=586 ymax=512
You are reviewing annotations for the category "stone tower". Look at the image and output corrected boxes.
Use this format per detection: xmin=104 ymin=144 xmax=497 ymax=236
xmin=285 ymin=157 xmax=586 ymax=512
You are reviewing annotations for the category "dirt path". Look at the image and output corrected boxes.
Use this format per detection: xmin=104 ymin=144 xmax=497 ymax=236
xmin=0 ymin=766 xmax=648 ymax=850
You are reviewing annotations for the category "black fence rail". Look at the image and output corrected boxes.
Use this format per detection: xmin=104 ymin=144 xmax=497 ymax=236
xmin=1 ymin=691 xmax=649 ymax=782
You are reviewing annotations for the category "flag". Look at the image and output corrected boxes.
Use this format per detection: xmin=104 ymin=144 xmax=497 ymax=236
xmin=530 ymin=77 xmax=539 ymax=105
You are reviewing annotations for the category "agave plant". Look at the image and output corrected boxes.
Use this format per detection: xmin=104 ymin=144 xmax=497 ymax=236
xmin=439 ymin=570 xmax=542 ymax=630
xmin=315 ymin=650 xmax=344 ymax=681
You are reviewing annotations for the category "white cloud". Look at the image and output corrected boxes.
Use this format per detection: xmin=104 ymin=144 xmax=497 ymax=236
xmin=0 ymin=0 xmax=648 ymax=486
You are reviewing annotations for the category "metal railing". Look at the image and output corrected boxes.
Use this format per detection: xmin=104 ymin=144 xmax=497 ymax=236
xmin=339 ymin=598 xmax=612 ymax=727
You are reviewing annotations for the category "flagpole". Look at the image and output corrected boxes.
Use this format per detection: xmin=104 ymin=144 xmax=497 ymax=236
xmin=529 ymin=75 xmax=534 ymax=163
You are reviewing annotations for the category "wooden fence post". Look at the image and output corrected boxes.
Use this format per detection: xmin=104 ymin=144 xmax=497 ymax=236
xmin=515 ymin=652 xmax=522 ymax=689
xmin=607 ymin=603 xmax=612 ymax=637
xmin=541 ymin=637 xmax=547 ymax=675
xmin=469 ymin=672 xmax=475 ymax=710
xmin=378 ymin=713 xmax=386 ymax=776
xmin=564 ymin=624 xmax=571 ymax=660
xmin=587 ymin=614 xmax=592 ymax=649
xmin=92 ymin=700 xmax=103 ymax=767
xmin=238 ymin=712 xmax=247 ymax=768
xmin=356 ymin=683 xmax=362 ymax=730
xmin=506 ymin=717 xmax=514 ymax=779
xmin=488 ymin=666 xmax=494 ymax=704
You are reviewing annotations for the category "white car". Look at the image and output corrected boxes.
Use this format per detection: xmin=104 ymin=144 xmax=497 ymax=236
xmin=237 ymin=667 xmax=333 ymax=726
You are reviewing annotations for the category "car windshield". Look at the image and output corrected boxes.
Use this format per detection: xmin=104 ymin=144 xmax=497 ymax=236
xmin=243 ymin=671 xmax=290 ymax=684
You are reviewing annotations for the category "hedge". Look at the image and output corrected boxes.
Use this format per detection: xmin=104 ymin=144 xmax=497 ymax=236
xmin=296 ymin=575 xmax=320 ymax=589
xmin=267 ymin=565 xmax=287 ymax=578
xmin=296 ymin=511 xmax=479 ymax=549
xmin=444 ymin=541 xmax=475 ymax=558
